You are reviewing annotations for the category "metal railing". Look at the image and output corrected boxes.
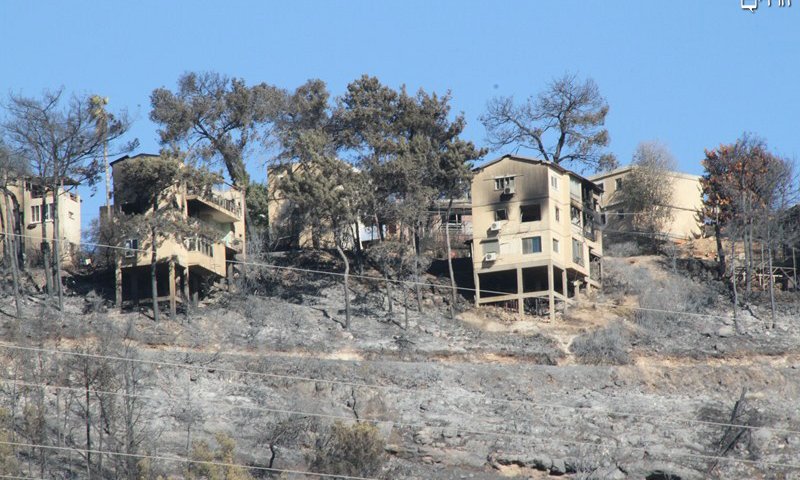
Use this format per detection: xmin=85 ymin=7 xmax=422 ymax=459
xmin=188 ymin=187 xmax=242 ymax=218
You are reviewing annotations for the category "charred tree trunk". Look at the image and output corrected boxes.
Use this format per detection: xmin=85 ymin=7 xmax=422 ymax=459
xmin=412 ymin=227 xmax=422 ymax=312
xmin=53 ymin=184 xmax=64 ymax=311
xmin=150 ymin=225 xmax=159 ymax=322
xmin=335 ymin=239 xmax=351 ymax=330
xmin=3 ymin=193 xmax=22 ymax=319
xmin=385 ymin=273 xmax=393 ymax=314
xmin=729 ymin=236 xmax=740 ymax=334
xmin=40 ymin=193 xmax=53 ymax=297
xmin=714 ymin=221 xmax=726 ymax=278
xmin=444 ymin=198 xmax=457 ymax=319
xmin=767 ymin=233 xmax=776 ymax=329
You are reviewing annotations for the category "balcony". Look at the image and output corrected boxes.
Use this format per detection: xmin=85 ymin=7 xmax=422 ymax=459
xmin=185 ymin=236 xmax=214 ymax=257
xmin=186 ymin=187 xmax=242 ymax=223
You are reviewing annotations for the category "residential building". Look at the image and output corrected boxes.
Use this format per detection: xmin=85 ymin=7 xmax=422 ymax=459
xmin=267 ymin=163 xmax=382 ymax=250
xmin=470 ymin=154 xmax=603 ymax=319
xmin=589 ymin=166 xmax=703 ymax=240
xmin=0 ymin=176 xmax=81 ymax=266
xmin=431 ymin=196 xmax=473 ymax=256
xmin=108 ymin=153 xmax=246 ymax=309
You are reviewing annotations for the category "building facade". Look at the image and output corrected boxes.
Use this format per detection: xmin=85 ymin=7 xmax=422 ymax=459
xmin=108 ymin=154 xmax=246 ymax=310
xmin=589 ymin=166 xmax=703 ymax=240
xmin=470 ymin=155 xmax=603 ymax=319
xmin=0 ymin=177 xmax=81 ymax=266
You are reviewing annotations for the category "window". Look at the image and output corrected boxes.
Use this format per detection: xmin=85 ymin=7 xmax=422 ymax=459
xmin=31 ymin=205 xmax=40 ymax=223
xmin=617 ymin=210 xmax=624 ymax=220
xmin=482 ymin=240 xmax=499 ymax=255
xmin=43 ymin=203 xmax=54 ymax=221
xmin=520 ymin=204 xmax=541 ymax=222
xmin=67 ymin=211 xmax=74 ymax=220
xmin=570 ymin=177 xmax=582 ymax=199
xmin=550 ymin=176 xmax=559 ymax=190
xmin=572 ymin=238 xmax=584 ymax=265
xmin=494 ymin=176 xmax=515 ymax=190
xmin=522 ymin=236 xmax=542 ymax=254
xmin=553 ymin=238 xmax=560 ymax=253
xmin=494 ymin=209 xmax=508 ymax=221
xmin=615 ymin=178 xmax=623 ymax=189
xmin=598 ymin=181 xmax=605 ymax=191
xmin=555 ymin=207 xmax=560 ymax=222
xmin=570 ymin=206 xmax=581 ymax=226
xmin=123 ymin=239 xmax=138 ymax=258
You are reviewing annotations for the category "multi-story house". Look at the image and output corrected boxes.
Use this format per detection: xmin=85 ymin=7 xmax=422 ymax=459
xmin=108 ymin=153 xmax=245 ymax=310
xmin=589 ymin=166 xmax=703 ymax=240
xmin=267 ymin=162 xmax=382 ymax=250
xmin=0 ymin=176 xmax=81 ymax=266
xmin=470 ymin=154 xmax=603 ymax=319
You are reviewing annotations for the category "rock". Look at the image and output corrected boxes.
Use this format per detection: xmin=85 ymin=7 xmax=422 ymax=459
xmin=550 ymin=458 xmax=567 ymax=475
xmin=594 ymin=466 xmax=626 ymax=480
xmin=717 ymin=326 xmax=735 ymax=337
xmin=414 ymin=428 xmax=435 ymax=445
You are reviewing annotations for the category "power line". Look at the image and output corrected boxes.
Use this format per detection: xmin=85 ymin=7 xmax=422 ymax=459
xmin=0 ymin=440 xmax=381 ymax=479
xmin=3 ymin=344 xmax=799 ymax=437
xmin=0 ymin=230 xmax=739 ymax=322
xmin=1 ymin=435 xmax=799 ymax=474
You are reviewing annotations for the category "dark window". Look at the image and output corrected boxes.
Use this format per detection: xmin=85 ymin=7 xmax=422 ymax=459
xmin=494 ymin=209 xmax=508 ymax=221
xmin=520 ymin=204 xmax=541 ymax=222
xmin=615 ymin=178 xmax=623 ymax=189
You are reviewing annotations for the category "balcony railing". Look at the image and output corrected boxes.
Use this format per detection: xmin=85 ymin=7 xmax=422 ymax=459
xmin=185 ymin=236 xmax=214 ymax=257
xmin=188 ymin=187 xmax=242 ymax=218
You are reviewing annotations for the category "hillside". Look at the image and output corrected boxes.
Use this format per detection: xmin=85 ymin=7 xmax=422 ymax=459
xmin=1 ymin=250 xmax=799 ymax=480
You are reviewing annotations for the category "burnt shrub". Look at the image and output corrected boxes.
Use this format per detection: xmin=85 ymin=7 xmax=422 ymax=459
xmin=309 ymin=422 xmax=386 ymax=479
xmin=570 ymin=321 xmax=631 ymax=365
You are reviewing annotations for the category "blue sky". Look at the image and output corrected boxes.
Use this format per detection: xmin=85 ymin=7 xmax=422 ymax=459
xmin=1 ymin=1 xmax=798 ymax=230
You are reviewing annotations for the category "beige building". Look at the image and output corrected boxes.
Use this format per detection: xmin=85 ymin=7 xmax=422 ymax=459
xmin=267 ymin=163 xmax=382 ymax=250
xmin=590 ymin=166 xmax=703 ymax=240
xmin=470 ymin=154 xmax=603 ymax=319
xmin=0 ymin=177 xmax=81 ymax=266
xmin=108 ymin=153 xmax=246 ymax=310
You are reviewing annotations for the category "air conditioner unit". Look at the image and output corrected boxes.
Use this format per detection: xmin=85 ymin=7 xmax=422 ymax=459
xmin=484 ymin=253 xmax=497 ymax=262
xmin=489 ymin=221 xmax=502 ymax=231
xmin=503 ymin=185 xmax=515 ymax=195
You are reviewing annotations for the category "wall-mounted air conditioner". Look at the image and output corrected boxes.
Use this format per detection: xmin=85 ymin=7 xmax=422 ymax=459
xmin=503 ymin=186 xmax=515 ymax=195
xmin=484 ymin=253 xmax=497 ymax=262
xmin=489 ymin=221 xmax=502 ymax=231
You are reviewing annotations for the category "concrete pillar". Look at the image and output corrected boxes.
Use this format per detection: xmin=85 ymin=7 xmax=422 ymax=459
xmin=516 ymin=267 xmax=524 ymax=315
xmin=182 ymin=266 xmax=190 ymax=306
xmin=473 ymin=272 xmax=481 ymax=307
xmin=168 ymin=256 xmax=176 ymax=320
xmin=547 ymin=262 xmax=555 ymax=322
xmin=562 ymin=268 xmax=568 ymax=314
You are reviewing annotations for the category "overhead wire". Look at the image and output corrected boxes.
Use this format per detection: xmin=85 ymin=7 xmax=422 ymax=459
xmin=0 ymin=230 xmax=740 ymax=321
xmin=0 ymin=440 xmax=382 ymax=480
xmin=2 ymin=343 xmax=799 ymax=437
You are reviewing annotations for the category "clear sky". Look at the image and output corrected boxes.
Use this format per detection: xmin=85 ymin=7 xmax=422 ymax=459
xmin=1 ymin=1 xmax=798 ymax=231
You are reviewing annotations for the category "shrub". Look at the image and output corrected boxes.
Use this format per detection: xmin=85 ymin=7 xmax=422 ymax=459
xmin=309 ymin=422 xmax=385 ymax=479
xmin=185 ymin=433 xmax=254 ymax=480
xmin=570 ymin=321 xmax=631 ymax=365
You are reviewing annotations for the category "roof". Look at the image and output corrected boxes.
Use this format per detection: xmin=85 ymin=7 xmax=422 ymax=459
xmin=473 ymin=154 xmax=604 ymax=193
xmin=589 ymin=165 xmax=701 ymax=182
xmin=109 ymin=153 xmax=161 ymax=166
